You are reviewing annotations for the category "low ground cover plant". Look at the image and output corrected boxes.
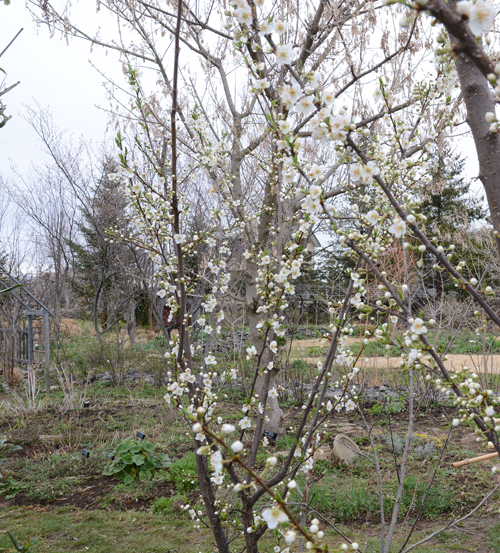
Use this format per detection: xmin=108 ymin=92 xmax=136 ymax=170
xmin=103 ymin=437 xmax=171 ymax=485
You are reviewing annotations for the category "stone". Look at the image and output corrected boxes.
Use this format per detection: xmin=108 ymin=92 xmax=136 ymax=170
xmin=275 ymin=450 xmax=290 ymax=458
xmin=313 ymin=446 xmax=334 ymax=461
xmin=333 ymin=434 xmax=361 ymax=464
xmin=337 ymin=424 xmax=356 ymax=434
xmin=460 ymin=434 xmax=479 ymax=446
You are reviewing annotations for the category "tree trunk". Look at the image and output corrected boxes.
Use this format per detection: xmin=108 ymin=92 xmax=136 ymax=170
xmin=246 ymin=261 xmax=285 ymax=437
xmin=127 ymin=299 xmax=136 ymax=346
xmin=452 ymin=41 xmax=500 ymax=256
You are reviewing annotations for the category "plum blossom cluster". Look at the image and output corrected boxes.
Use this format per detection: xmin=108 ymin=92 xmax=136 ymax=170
xmin=455 ymin=0 xmax=495 ymax=36
xmin=428 ymin=367 xmax=500 ymax=431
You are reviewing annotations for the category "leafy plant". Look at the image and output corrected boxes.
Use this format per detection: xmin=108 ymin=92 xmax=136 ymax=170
xmin=414 ymin=441 xmax=436 ymax=460
xmin=368 ymin=400 xmax=405 ymax=416
xmin=382 ymin=433 xmax=417 ymax=455
xmin=0 ymin=477 xmax=28 ymax=500
xmin=0 ymin=531 xmax=37 ymax=552
xmin=0 ymin=439 xmax=22 ymax=480
xmin=152 ymin=494 xmax=187 ymax=515
xmin=165 ymin=452 xmax=199 ymax=492
xmin=103 ymin=438 xmax=171 ymax=485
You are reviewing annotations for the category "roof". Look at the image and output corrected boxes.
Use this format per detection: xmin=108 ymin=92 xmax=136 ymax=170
xmin=309 ymin=233 xmax=321 ymax=248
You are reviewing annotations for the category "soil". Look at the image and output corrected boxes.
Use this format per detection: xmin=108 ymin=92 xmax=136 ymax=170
xmin=6 ymin=476 xmax=177 ymax=511
xmin=289 ymin=336 xmax=500 ymax=373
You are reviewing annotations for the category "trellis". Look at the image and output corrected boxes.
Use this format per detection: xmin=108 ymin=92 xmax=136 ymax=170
xmin=0 ymin=265 xmax=54 ymax=392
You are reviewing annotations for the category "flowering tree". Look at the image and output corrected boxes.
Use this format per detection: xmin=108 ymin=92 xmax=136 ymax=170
xmin=28 ymin=0 xmax=500 ymax=550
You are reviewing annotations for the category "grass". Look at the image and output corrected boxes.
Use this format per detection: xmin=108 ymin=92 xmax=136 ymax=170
xmin=0 ymin=505 xmax=479 ymax=553
xmin=0 ymin=507 xmax=206 ymax=553
xmin=2 ymin=324 xmax=500 ymax=551
xmin=312 ymin=473 xmax=454 ymax=522
xmin=489 ymin=522 xmax=500 ymax=552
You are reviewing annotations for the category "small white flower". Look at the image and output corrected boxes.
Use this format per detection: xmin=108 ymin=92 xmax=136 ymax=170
xmin=410 ymin=318 xmax=427 ymax=335
xmin=234 ymin=5 xmax=252 ymax=24
xmin=452 ymin=418 xmax=460 ymax=427
xmin=295 ymin=95 xmax=316 ymax=116
xmin=275 ymin=43 xmax=296 ymax=65
xmin=174 ymin=233 xmax=186 ymax=244
xmin=269 ymin=340 xmax=278 ymax=353
xmin=231 ymin=440 xmax=244 ymax=452
xmin=408 ymin=349 xmax=419 ymax=365
xmin=284 ymin=530 xmax=296 ymax=544
xmin=456 ymin=0 xmax=471 ymax=14
xmin=246 ymin=345 xmax=257 ymax=359
xmin=259 ymin=19 xmax=275 ymax=36
xmin=210 ymin=449 xmax=223 ymax=476
xmin=366 ymin=210 xmax=379 ymax=225
xmin=345 ymin=399 xmax=356 ymax=412
xmin=239 ymin=416 xmax=252 ymax=429
xmin=388 ymin=217 xmax=406 ymax=238
xmin=468 ymin=0 xmax=495 ymax=35
xmin=486 ymin=406 xmax=495 ymax=417
xmin=221 ymin=424 xmax=236 ymax=434
xmin=309 ymin=184 xmax=322 ymax=198
xmin=269 ymin=387 xmax=278 ymax=398
xmin=253 ymin=78 xmax=270 ymax=91
xmin=205 ymin=354 xmax=217 ymax=366
xmin=274 ymin=19 xmax=288 ymax=33
xmin=262 ymin=506 xmax=289 ymax=529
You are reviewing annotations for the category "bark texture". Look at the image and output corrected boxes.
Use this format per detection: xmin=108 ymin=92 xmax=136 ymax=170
xmin=453 ymin=46 xmax=500 ymax=255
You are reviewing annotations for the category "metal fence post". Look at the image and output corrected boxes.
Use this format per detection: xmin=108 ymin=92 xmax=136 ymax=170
xmin=27 ymin=313 xmax=33 ymax=369
xmin=44 ymin=310 xmax=50 ymax=393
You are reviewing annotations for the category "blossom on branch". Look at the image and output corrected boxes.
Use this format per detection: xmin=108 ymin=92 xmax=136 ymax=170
xmin=262 ymin=507 xmax=289 ymax=529
xmin=275 ymin=43 xmax=296 ymax=65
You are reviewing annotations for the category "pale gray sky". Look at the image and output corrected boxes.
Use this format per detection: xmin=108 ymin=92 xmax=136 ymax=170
xmin=0 ymin=2 xmax=121 ymax=176
xmin=0 ymin=1 xmax=483 ymax=212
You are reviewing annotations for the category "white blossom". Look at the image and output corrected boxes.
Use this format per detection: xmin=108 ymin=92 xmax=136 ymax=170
xmin=275 ymin=44 xmax=296 ymax=65
xmin=262 ymin=507 xmax=289 ymax=529
xmin=468 ymin=1 xmax=495 ymax=35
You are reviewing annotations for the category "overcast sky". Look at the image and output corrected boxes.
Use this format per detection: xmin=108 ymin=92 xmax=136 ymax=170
xmin=0 ymin=1 xmax=482 ymax=211
xmin=0 ymin=2 xmax=122 ymax=177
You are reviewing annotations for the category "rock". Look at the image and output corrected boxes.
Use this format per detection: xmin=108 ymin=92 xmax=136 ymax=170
xmin=337 ymin=424 xmax=356 ymax=434
xmin=313 ymin=446 xmax=334 ymax=461
xmin=333 ymin=434 xmax=361 ymax=464
xmin=275 ymin=450 xmax=290 ymax=458
xmin=460 ymin=435 xmax=479 ymax=446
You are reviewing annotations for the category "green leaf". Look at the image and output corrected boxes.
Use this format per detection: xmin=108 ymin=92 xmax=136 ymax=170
xmin=0 ymin=284 xmax=22 ymax=296
xmin=131 ymin=454 xmax=145 ymax=466
xmin=123 ymin=474 xmax=134 ymax=486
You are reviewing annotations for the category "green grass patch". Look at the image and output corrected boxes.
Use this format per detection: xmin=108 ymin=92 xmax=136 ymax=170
xmin=0 ymin=507 xmax=206 ymax=553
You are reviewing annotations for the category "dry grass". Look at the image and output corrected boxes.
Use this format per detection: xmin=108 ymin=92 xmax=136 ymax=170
xmin=59 ymin=318 xmax=83 ymax=336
